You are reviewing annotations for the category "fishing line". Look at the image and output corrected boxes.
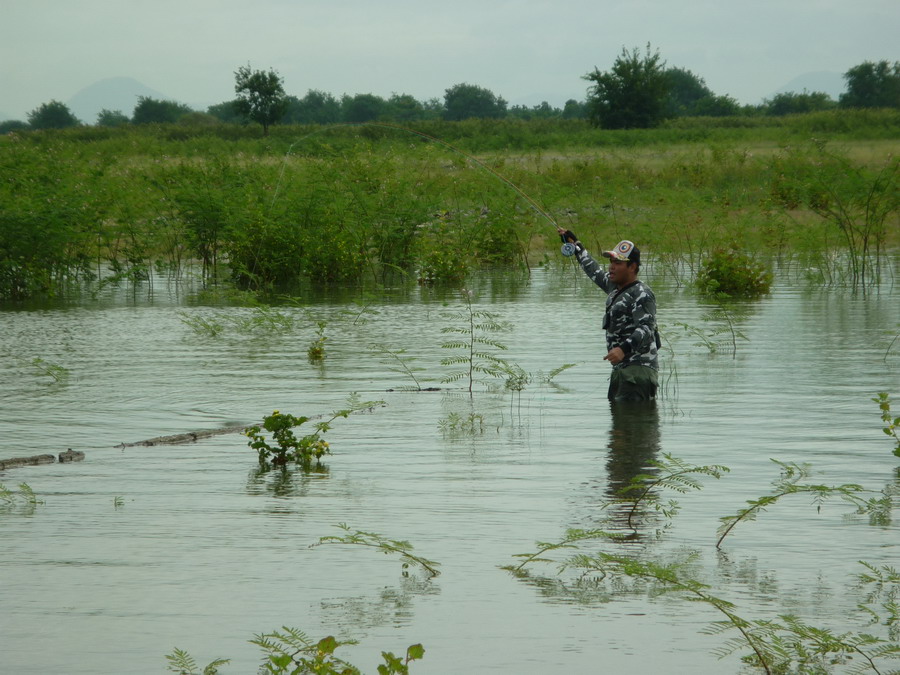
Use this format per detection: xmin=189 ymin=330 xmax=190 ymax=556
xmin=268 ymin=122 xmax=578 ymax=258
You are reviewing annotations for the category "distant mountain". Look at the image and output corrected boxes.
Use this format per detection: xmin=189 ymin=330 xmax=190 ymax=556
xmin=67 ymin=77 xmax=171 ymax=123
xmin=769 ymin=71 xmax=845 ymax=101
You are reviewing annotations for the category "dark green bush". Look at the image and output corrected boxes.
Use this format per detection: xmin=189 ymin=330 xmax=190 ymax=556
xmin=696 ymin=248 xmax=772 ymax=297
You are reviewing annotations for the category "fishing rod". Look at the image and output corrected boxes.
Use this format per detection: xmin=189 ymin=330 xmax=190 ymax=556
xmin=270 ymin=122 xmax=578 ymax=258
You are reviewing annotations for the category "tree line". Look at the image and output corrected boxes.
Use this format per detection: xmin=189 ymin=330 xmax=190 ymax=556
xmin=5 ymin=45 xmax=899 ymax=135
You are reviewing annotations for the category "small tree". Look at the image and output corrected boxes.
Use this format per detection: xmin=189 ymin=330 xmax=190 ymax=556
xmin=27 ymin=100 xmax=80 ymax=129
xmin=443 ymin=83 xmax=507 ymax=121
xmin=283 ymin=89 xmax=341 ymax=124
xmin=584 ymin=44 xmax=670 ymax=129
xmin=664 ymin=67 xmax=713 ymax=117
xmin=764 ymin=91 xmax=836 ymax=116
xmin=132 ymin=96 xmax=193 ymax=124
xmin=341 ymin=92 xmax=387 ymax=123
xmin=233 ymin=64 xmax=288 ymax=135
xmin=96 ymin=109 xmax=130 ymax=127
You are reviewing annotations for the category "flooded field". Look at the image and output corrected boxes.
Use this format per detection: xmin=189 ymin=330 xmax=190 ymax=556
xmin=1 ymin=263 xmax=898 ymax=674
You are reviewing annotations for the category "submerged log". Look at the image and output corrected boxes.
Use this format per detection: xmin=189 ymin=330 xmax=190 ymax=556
xmin=0 ymin=454 xmax=56 ymax=471
xmin=115 ymin=424 xmax=249 ymax=448
xmin=59 ymin=449 xmax=85 ymax=463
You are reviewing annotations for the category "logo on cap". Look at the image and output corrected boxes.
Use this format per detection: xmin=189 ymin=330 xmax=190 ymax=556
xmin=603 ymin=240 xmax=636 ymax=261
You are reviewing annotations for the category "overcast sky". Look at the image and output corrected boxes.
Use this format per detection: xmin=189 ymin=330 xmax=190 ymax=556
xmin=2 ymin=0 xmax=898 ymax=120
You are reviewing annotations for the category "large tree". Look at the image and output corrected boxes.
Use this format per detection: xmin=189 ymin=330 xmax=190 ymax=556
xmin=442 ymin=83 xmax=507 ymax=121
xmin=27 ymin=100 xmax=80 ymax=129
xmin=233 ymin=64 xmax=288 ymax=135
xmin=840 ymin=60 xmax=900 ymax=109
xmin=583 ymin=44 xmax=670 ymax=129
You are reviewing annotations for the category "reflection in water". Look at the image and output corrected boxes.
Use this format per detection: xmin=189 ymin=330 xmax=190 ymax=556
xmin=246 ymin=464 xmax=330 ymax=498
xmin=604 ymin=400 xmax=662 ymax=531
xmin=606 ymin=400 xmax=661 ymax=497
xmin=319 ymin=576 xmax=441 ymax=633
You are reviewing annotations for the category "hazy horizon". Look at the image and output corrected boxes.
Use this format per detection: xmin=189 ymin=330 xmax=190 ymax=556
xmin=2 ymin=0 xmax=897 ymax=121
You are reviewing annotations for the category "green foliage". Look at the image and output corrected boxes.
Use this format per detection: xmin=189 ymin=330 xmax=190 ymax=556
xmin=508 ymin=541 xmax=900 ymax=674
xmin=28 ymin=356 xmax=70 ymax=383
xmin=372 ymin=344 xmax=426 ymax=391
xmin=165 ymin=647 xmax=229 ymax=674
xmin=439 ymin=289 xmax=510 ymax=394
xmin=696 ymin=248 xmax=772 ymax=297
xmin=1 ymin=118 xmax=897 ymax=300
xmin=178 ymin=306 xmax=295 ymax=338
xmin=245 ymin=396 xmax=380 ymax=468
xmin=584 ymin=43 xmax=670 ymax=129
xmin=873 ymin=393 xmax=900 ymax=458
xmin=312 ymin=523 xmax=441 ymax=577
xmin=307 ymin=320 xmax=328 ymax=362
xmin=841 ymin=60 xmax=900 ymax=109
xmin=96 ymin=109 xmax=130 ymax=127
xmin=132 ymin=96 xmax=193 ymax=124
xmin=27 ymin=100 xmax=80 ymax=129
xmin=612 ymin=453 xmax=730 ymax=530
xmin=437 ymin=411 xmax=485 ymax=437
xmin=234 ymin=64 xmax=288 ymax=136
xmin=763 ymin=91 xmax=837 ymax=116
xmin=716 ymin=459 xmax=885 ymax=549
xmin=770 ymin=142 xmax=898 ymax=286
xmin=170 ymin=629 xmax=425 ymax=675
xmin=1 ymin=483 xmax=44 ymax=515
xmin=443 ymin=83 xmax=507 ymax=121
xmin=245 ymin=410 xmax=319 ymax=467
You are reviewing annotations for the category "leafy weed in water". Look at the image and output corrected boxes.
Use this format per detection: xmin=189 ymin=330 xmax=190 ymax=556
xmin=245 ymin=394 xmax=381 ymax=469
xmin=312 ymin=523 xmax=441 ymax=578
xmin=873 ymin=392 xmax=900 ymax=458
xmin=440 ymin=289 xmax=510 ymax=395
xmin=715 ymin=459 xmax=888 ymax=549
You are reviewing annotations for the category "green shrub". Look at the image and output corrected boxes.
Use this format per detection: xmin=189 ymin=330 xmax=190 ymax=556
xmin=696 ymin=247 xmax=772 ymax=297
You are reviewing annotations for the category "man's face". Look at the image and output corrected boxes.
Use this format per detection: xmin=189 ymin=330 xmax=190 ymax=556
xmin=608 ymin=258 xmax=636 ymax=286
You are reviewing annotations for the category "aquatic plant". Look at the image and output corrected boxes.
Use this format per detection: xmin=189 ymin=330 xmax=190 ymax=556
xmin=437 ymin=411 xmax=486 ymax=437
xmin=178 ymin=306 xmax=295 ymax=338
xmin=440 ymin=289 xmax=510 ymax=395
xmin=28 ymin=356 xmax=70 ymax=383
xmin=858 ymin=561 xmax=900 ymax=643
xmin=372 ymin=343 xmax=426 ymax=391
xmin=716 ymin=460 xmax=885 ymax=549
xmin=245 ymin=395 xmax=380 ymax=469
xmin=696 ymin=247 xmax=772 ymax=297
xmin=307 ymin=319 xmax=328 ymax=362
xmin=508 ymin=543 xmax=900 ymax=674
xmin=772 ymin=141 xmax=898 ymax=287
xmin=873 ymin=393 xmax=900 ymax=458
xmin=506 ymin=528 xmax=622 ymax=573
xmin=612 ymin=453 xmax=730 ymax=530
xmin=1 ymin=483 xmax=43 ymax=517
xmin=312 ymin=523 xmax=441 ymax=578
xmin=167 ymin=629 xmax=425 ymax=675
xmin=165 ymin=648 xmax=229 ymax=674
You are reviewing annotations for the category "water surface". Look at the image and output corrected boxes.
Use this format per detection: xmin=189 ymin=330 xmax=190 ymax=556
xmin=1 ymin=265 xmax=898 ymax=674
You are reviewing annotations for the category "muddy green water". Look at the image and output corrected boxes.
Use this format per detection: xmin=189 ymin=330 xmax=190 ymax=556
xmin=1 ymin=265 xmax=898 ymax=674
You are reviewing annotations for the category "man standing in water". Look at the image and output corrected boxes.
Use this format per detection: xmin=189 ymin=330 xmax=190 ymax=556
xmin=558 ymin=228 xmax=659 ymax=401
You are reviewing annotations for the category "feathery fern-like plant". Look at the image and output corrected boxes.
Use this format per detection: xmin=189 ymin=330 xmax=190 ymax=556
xmin=311 ymin=523 xmax=441 ymax=577
xmin=440 ymin=289 xmax=510 ymax=395
xmin=716 ymin=459 xmax=880 ymax=549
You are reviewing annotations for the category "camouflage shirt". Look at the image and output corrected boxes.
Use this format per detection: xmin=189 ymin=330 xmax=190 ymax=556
xmin=576 ymin=248 xmax=659 ymax=371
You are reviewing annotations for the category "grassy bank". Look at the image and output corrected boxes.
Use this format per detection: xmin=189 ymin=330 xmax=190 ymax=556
xmin=1 ymin=112 xmax=898 ymax=299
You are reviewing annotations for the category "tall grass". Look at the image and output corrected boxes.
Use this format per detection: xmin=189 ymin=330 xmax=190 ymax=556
xmin=1 ymin=113 xmax=897 ymax=299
